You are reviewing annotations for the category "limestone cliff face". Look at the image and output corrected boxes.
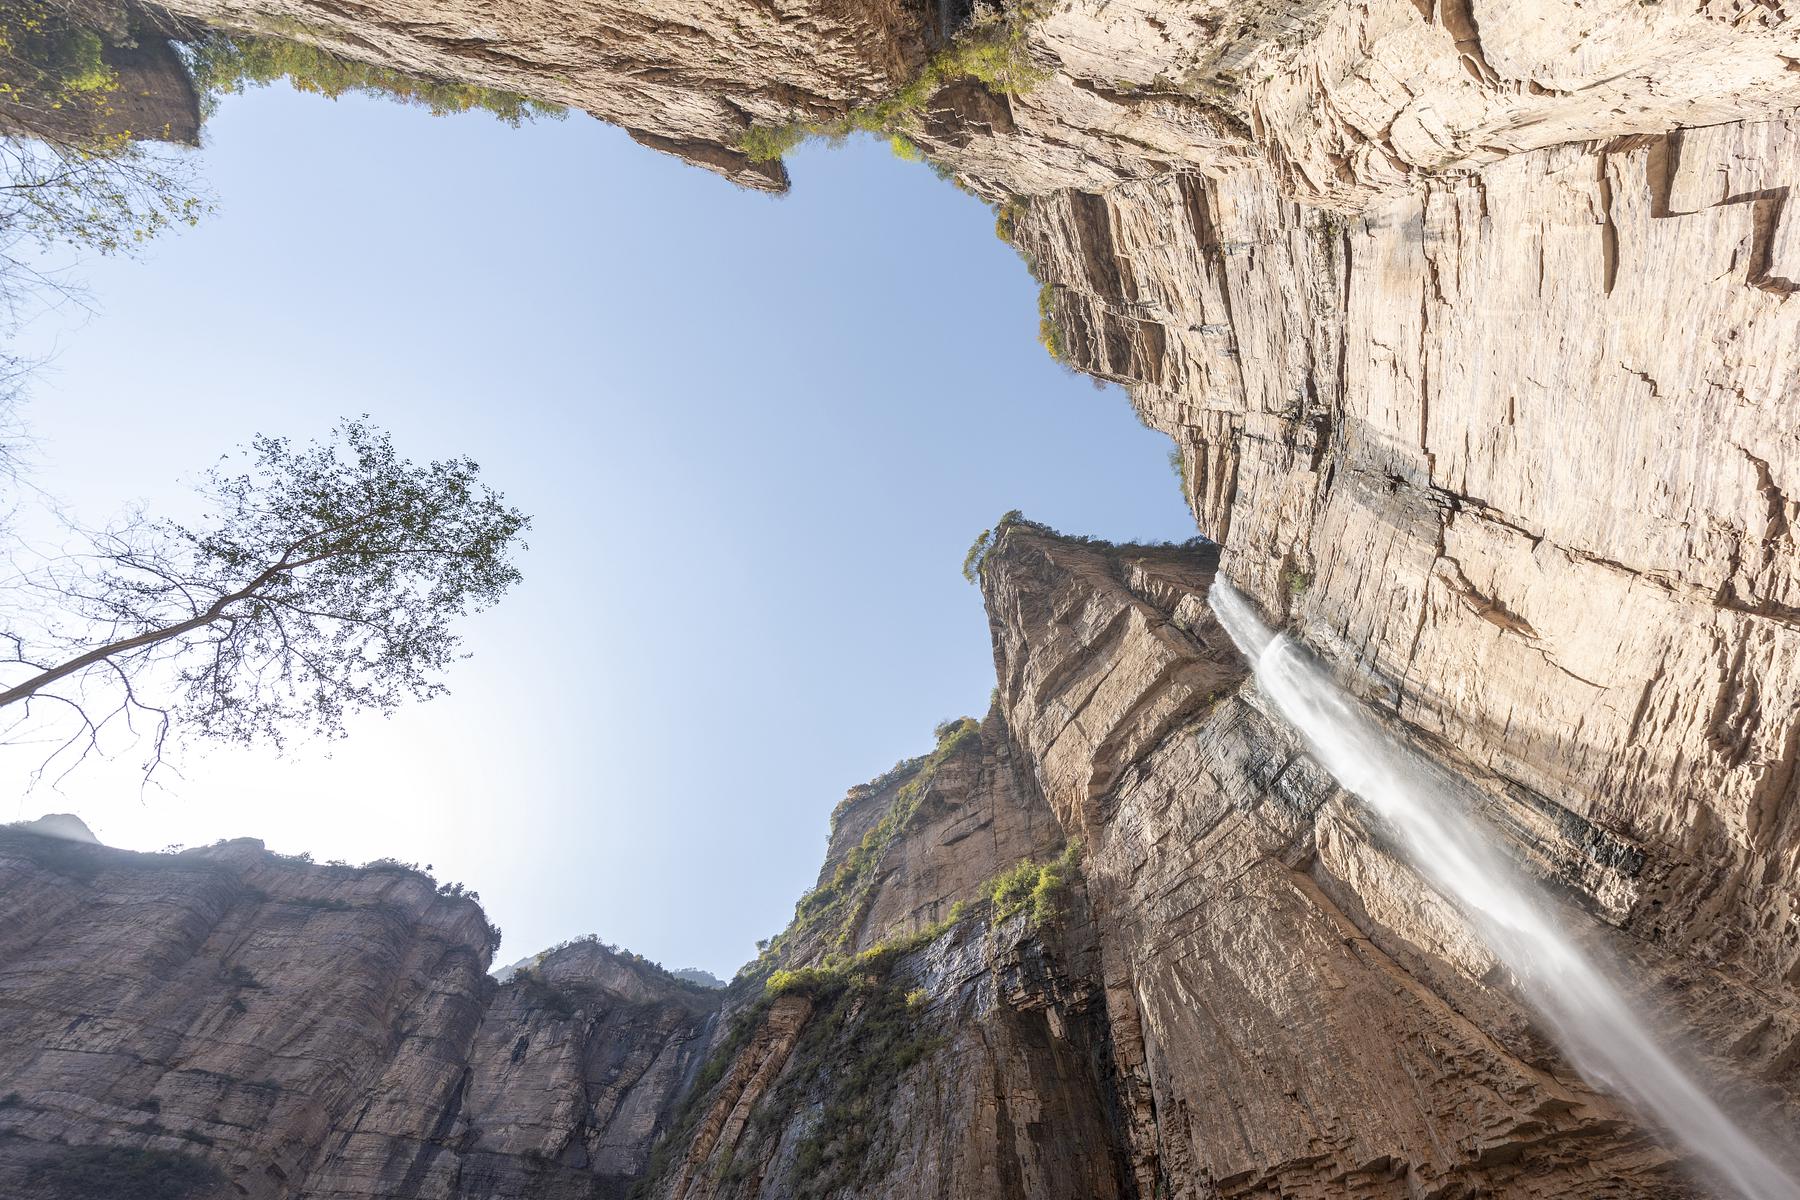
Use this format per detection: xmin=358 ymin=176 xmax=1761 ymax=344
xmin=637 ymin=715 xmax=1131 ymax=1200
xmin=8 ymin=0 xmax=1800 ymax=1195
xmin=644 ymin=524 xmax=1795 ymax=1200
xmin=0 ymin=829 xmax=719 ymax=1200
xmin=149 ymin=0 xmax=931 ymax=190
xmin=3 ymin=521 xmax=1797 ymax=1197
xmin=981 ymin=524 xmax=1799 ymax=1197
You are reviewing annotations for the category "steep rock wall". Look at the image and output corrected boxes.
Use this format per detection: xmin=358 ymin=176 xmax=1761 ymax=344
xmin=636 ymin=714 xmax=1130 ymax=1200
xmin=980 ymin=524 xmax=1800 ymax=1198
xmin=149 ymin=0 xmax=932 ymax=190
xmin=8 ymin=0 xmax=1800 ymax=1194
xmin=0 ymin=830 xmax=719 ymax=1200
xmin=631 ymin=524 xmax=1799 ymax=1200
xmin=1014 ymin=120 xmax=1800 ymax=999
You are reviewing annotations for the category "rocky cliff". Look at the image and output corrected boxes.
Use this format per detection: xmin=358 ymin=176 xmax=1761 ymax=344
xmin=627 ymin=524 xmax=1796 ymax=1200
xmin=0 ymin=828 xmax=720 ymax=1200
xmin=3 ymin=521 xmax=1796 ymax=1197
xmin=6 ymin=0 xmax=1800 ymax=1195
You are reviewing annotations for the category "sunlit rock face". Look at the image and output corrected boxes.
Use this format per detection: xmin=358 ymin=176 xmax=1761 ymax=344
xmin=0 ymin=830 xmax=720 ymax=1200
xmin=636 ymin=526 xmax=1795 ymax=1199
xmin=10 ymin=0 xmax=1800 ymax=1194
xmin=1013 ymin=120 xmax=1800 ymax=1011
xmin=914 ymin=0 xmax=1800 ymax=204
xmin=980 ymin=526 xmax=1796 ymax=1197
xmin=147 ymin=0 xmax=934 ymax=191
xmin=2 ymin=527 xmax=1796 ymax=1198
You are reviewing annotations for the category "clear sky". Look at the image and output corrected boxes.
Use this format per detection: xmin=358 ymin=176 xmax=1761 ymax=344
xmin=2 ymin=82 xmax=1195 ymax=978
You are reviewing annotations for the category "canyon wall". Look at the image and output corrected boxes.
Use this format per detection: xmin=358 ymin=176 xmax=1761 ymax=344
xmin=4 ymin=524 xmax=1795 ymax=1198
xmin=7 ymin=0 xmax=1800 ymax=1195
xmin=638 ymin=524 xmax=1796 ymax=1200
xmin=0 ymin=828 xmax=719 ymax=1200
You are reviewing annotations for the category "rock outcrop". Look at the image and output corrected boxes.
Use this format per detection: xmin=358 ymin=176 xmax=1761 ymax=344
xmin=146 ymin=0 xmax=932 ymax=190
xmin=634 ymin=525 xmax=1795 ymax=1200
xmin=7 ymin=0 xmax=1800 ymax=1195
xmin=0 ymin=830 xmax=720 ymax=1200
xmin=3 ymin=520 xmax=1797 ymax=1197
xmin=980 ymin=524 xmax=1799 ymax=1197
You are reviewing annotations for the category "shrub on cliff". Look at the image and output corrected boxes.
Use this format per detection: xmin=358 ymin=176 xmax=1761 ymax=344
xmin=0 ymin=2 xmax=206 ymax=268
xmin=991 ymin=840 xmax=1082 ymax=926
xmin=963 ymin=527 xmax=993 ymax=583
xmin=737 ymin=7 xmax=1045 ymax=163
xmin=181 ymin=31 xmax=564 ymax=125
xmin=26 ymin=1144 xmax=222 ymax=1200
xmin=1037 ymin=282 xmax=1068 ymax=362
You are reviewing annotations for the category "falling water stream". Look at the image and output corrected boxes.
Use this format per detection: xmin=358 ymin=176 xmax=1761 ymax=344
xmin=1207 ymin=580 xmax=1800 ymax=1200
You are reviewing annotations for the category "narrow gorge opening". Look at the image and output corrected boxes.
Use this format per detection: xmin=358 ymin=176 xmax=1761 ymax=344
xmin=1 ymin=0 xmax=1798 ymax=1198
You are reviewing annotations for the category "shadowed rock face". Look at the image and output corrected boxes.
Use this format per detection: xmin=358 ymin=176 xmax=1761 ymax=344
xmin=633 ymin=526 xmax=1796 ymax=1200
xmin=2 ymin=528 xmax=1797 ymax=1198
xmin=0 ymin=831 xmax=720 ymax=1200
xmin=5 ymin=0 xmax=1800 ymax=1195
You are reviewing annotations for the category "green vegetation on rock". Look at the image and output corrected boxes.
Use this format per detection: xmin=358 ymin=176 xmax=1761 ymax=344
xmin=1169 ymin=445 xmax=1190 ymax=496
xmin=752 ymin=910 xmax=968 ymax=1197
xmin=744 ymin=716 xmax=983 ymax=981
xmin=182 ymin=31 xmax=564 ymax=124
xmin=778 ymin=970 xmax=941 ymax=1195
xmin=765 ymin=900 xmax=967 ymax=999
xmin=963 ymin=527 xmax=993 ymax=583
xmin=990 ymin=839 xmax=1082 ymax=926
xmin=0 ymin=2 xmax=205 ymax=261
xmin=26 ymin=1145 xmax=222 ymax=1200
xmin=1037 ymin=281 xmax=1067 ymax=362
xmin=0 ymin=6 xmax=117 ymax=112
xmin=738 ymin=11 xmax=1045 ymax=163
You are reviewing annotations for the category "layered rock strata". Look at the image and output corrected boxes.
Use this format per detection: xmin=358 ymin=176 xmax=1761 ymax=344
xmin=0 ymin=830 xmax=720 ymax=1200
xmin=980 ymin=524 xmax=1799 ymax=1197
xmin=648 ymin=526 xmax=1796 ymax=1199
xmin=3 ymin=526 xmax=1797 ymax=1197
xmin=5 ymin=0 xmax=1800 ymax=1194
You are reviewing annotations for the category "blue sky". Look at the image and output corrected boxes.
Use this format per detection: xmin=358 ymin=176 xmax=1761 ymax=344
xmin=3 ymin=83 xmax=1195 ymax=977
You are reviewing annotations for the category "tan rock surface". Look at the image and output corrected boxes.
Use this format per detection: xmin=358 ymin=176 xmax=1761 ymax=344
xmin=982 ymin=524 xmax=1800 ymax=1197
xmin=10 ymin=0 xmax=1800 ymax=1193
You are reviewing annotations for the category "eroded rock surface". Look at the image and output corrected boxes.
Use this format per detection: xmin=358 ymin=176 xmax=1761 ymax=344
xmin=981 ymin=524 xmax=1799 ymax=1198
xmin=0 ymin=830 xmax=719 ymax=1200
xmin=8 ymin=0 xmax=1800 ymax=1194
xmin=599 ymin=522 xmax=1796 ymax=1200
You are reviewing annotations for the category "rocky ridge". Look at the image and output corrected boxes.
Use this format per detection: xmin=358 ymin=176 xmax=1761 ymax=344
xmin=2 ymin=522 xmax=1797 ymax=1197
xmin=3 ymin=0 xmax=1799 ymax=1195
xmin=636 ymin=523 xmax=1797 ymax=1200
xmin=0 ymin=830 xmax=719 ymax=1200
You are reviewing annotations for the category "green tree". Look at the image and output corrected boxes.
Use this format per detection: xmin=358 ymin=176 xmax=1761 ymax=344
xmin=0 ymin=419 xmax=529 ymax=776
xmin=0 ymin=0 xmax=206 ymax=267
xmin=182 ymin=31 xmax=564 ymax=124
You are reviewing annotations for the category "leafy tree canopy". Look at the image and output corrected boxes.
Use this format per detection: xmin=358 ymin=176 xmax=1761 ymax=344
xmin=182 ymin=31 xmax=565 ymax=125
xmin=0 ymin=419 xmax=530 ymax=777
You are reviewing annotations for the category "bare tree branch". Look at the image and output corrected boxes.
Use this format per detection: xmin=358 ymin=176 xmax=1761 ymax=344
xmin=0 ymin=419 xmax=529 ymax=782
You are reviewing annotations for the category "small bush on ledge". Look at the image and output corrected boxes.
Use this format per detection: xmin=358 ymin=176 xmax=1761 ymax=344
xmin=26 ymin=1144 xmax=223 ymax=1200
xmin=990 ymin=839 xmax=1082 ymax=926
xmin=765 ymin=900 xmax=970 ymax=999
xmin=737 ymin=7 xmax=1046 ymax=163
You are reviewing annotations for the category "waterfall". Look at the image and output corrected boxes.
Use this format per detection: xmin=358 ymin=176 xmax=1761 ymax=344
xmin=1207 ymin=579 xmax=1800 ymax=1200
